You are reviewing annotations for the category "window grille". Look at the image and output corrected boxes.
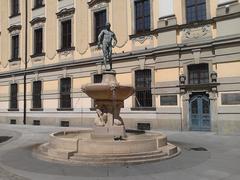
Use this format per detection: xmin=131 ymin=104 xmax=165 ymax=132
xmin=188 ymin=64 xmax=209 ymax=84
xmin=32 ymin=81 xmax=42 ymax=109
xmin=135 ymin=69 xmax=152 ymax=107
xmin=60 ymin=78 xmax=71 ymax=109
xmin=10 ymin=83 xmax=18 ymax=109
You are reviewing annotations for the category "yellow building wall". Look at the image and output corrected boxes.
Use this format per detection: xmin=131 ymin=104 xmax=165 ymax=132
xmin=45 ymin=0 xmax=57 ymax=61
xmin=116 ymin=73 xmax=132 ymax=85
xmin=19 ymin=83 xmax=31 ymax=94
xmin=155 ymin=68 xmax=179 ymax=82
xmin=73 ymin=77 xmax=91 ymax=89
xmin=43 ymin=80 xmax=58 ymax=92
xmin=0 ymin=0 xmax=10 ymax=69
xmin=43 ymin=99 xmax=58 ymax=109
xmin=75 ymin=0 xmax=89 ymax=56
xmin=0 ymin=0 xmax=225 ymax=72
xmin=218 ymin=62 xmax=240 ymax=78
xmin=0 ymin=86 xmax=9 ymax=95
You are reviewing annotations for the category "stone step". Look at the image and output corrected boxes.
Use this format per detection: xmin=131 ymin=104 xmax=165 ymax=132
xmin=70 ymin=151 xmax=167 ymax=162
xmin=69 ymin=152 xmax=169 ymax=165
xmin=72 ymin=149 xmax=163 ymax=158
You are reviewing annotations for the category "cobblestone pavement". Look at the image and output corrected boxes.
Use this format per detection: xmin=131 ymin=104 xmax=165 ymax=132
xmin=0 ymin=124 xmax=240 ymax=180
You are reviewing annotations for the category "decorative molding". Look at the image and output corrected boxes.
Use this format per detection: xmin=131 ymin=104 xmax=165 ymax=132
xmin=62 ymin=67 xmax=67 ymax=78
xmin=30 ymin=17 xmax=46 ymax=26
xmin=57 ymin=47 xmax=75 ymax=61
xmin=34 ymin=71 xmax=39 ymax=81
xmin=56 ymin=8 xmax=75 ymax=19
xmin=57 ymin=47 xmax=75 ymax=54
xmin=132 ymin=35 xmax=155 ymax=44
xmin=182 ymin=24 xmax=211 ymax=40
xmin=138 ymin=56 xmax=146 ymax=70
xmin=192 ymin=49 xmax=201 ymax=64
xmin=8 ymin=25 xmax=22 ymax=33
xmin=88 ymin=0 xmax=110 ymax=8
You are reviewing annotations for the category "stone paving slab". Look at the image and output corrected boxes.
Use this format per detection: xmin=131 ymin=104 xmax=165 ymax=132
xmin=0 ymin=124 xmax=239 ymax=180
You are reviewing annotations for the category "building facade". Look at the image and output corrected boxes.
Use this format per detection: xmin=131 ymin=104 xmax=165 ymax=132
xmin=0 ymin=0 xmax=240 ymax=134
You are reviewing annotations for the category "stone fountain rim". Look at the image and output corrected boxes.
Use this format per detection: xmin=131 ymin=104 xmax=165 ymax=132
xmin=50 ymin=130 xmax=167 ymax=142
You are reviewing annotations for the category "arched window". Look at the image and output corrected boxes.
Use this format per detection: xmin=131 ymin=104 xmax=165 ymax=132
xmin=186 ymin=0 xmax=206 ymax=23
xmin=135 ymin=69 xmax=152 ymax=107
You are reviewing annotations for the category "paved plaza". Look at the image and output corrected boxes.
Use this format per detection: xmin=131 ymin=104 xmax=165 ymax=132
xmin=0 ymin=124 xmax=239 ymax=180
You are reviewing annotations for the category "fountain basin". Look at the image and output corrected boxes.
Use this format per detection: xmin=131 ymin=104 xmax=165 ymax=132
xmin=82 ymin=84 xmax=134 ymax=101
xmin=33 ymin=129 xmax=181 ymax=165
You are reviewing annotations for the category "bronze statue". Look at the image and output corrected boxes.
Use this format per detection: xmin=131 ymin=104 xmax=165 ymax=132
xmin=98 ymin=23 xmax=117 ymax=71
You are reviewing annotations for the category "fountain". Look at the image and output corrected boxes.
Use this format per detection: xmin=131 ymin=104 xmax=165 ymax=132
xmin=33 ymin=23 xmax=180 ymax=165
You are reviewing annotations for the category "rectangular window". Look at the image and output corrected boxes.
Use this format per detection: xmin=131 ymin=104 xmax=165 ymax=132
xmin=135 ymin=69 xmax=152 ymax=107
xmin=32 ymin=81 xmax=42 ymax=109
xmin=61 ymin=20 xmax=72 ymax=49
xmin=94 ymin=10 xmax=106 ymax=42
xmin=222 ymin=93 xmax=240 ymax=105
xmin=10 ymin=119 xmax=16 ymax=124
xmin=33 ymin=120 xmax=40 ymax=126
xmin=34 ymin=28 xmax=43 ymax=55
xmin=35 ymin=0 xmax=43 ymax=8
xmin=188 ymin=64 xmax=209 ymax=85
xmin=60 ymin=78 xmax=71 ymax=109
xmin=160 ymin=95 xmax=178 ymax=106
xmin=186 ymin=0 xmax=206 ymax=23
xmin=10 ymin=83 xmax=18 ymax=109
xmin=94 ymin=74 xmax=103 ymax=84
xmin=11 ymin=0 xmax=19 ymax=16
xmin=135 ymin=0 xmax=150 ymax=34
xmin=61 ymin=121 xmax=69 ymax=127
xmin=11 ymin=35 xmax=19 ymax=59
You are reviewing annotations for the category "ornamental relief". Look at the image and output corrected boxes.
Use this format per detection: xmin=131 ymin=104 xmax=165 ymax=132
xmin=132 ymin=35 xmax=155 ymax=44
xmin=88 ymin=0 xmax=110 ymax=8
xmin=182 ymin=25 xmax=211 ymax=40
xmin=91 ymin=2 xmax=108 ymax=11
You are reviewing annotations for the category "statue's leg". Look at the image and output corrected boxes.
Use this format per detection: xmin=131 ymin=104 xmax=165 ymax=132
xmin=109 ymin=47 xmax=112 ymax=70
xmin=102 ymin=45 xmax=107 ymax=69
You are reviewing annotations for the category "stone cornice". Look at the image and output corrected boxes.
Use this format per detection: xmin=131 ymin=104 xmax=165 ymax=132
xmin=8 ymin=25 xmax=22 ymax=33
xmin=30 ymin=17 xmax=46 ymax=26
xmin=56 ymin=8 xmax=75 ymax=18
xmin=87 ymin=0 xmax=110 ymax=8
xmin=214 ymin=12 xmax=240 ymax=22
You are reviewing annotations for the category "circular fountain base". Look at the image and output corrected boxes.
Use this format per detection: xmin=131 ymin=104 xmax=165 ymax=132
xmin=33 ymin=129 xmax=180 ymax=165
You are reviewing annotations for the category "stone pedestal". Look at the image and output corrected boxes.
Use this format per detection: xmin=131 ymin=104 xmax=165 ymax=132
xmin=82 ymin=71 xmax=134 ymax=139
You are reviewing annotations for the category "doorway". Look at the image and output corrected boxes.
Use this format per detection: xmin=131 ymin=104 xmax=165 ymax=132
xmin=189 ymin=93 xmax=211 ymax=131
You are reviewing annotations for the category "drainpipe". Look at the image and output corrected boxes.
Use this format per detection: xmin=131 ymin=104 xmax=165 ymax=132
xmin=23 ymin=0 xmax=28 ymax=124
